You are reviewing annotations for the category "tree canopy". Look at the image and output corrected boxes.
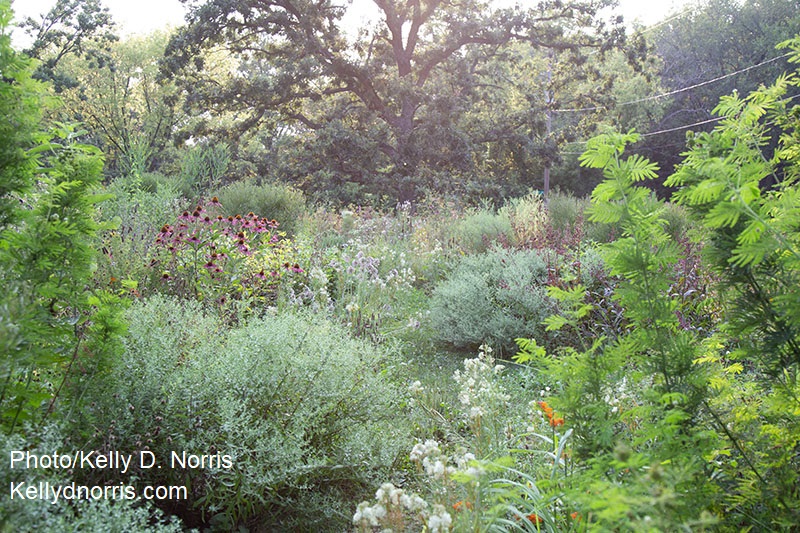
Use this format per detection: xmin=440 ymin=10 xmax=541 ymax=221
xmin=163 ymin=0 xmax=629 ymax=202
xmin=19 ymin=0 xmax=117 ymax=91
xmin=638 ymin=0 xmax=800 ymax=181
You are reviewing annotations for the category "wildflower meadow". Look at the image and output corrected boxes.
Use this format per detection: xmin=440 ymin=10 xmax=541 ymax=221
xmin=2 ymin=2 xmax=800 ymax=531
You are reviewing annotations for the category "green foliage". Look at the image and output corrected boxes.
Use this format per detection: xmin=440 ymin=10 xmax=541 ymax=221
xmin=511 ymin=130 xmax=721 ymax=528
xmin=216 ymin=180 xmax=307 ymax=237
xmin=179 ymin=143 xmax=230 ymax=196
xmin=501 ymin=191 xmax=549 ymax=247
xmin=19 ymin=0 xmax=117 ymax=92
xmin=145 ymin=200 xmax=303 ymax=320
xmin=642 ymin=0 xmax=800 ymax=181
xmin=664 ymin=37 xmax=800 ymax=526
xmin=5 ymin=124 xmax=111 ymax=302
xmin=0 ymin=19 xmax=133 ymax=532
xmin=70 ymin=296 xmax=409 ymax=530
xmin=430 ymin=248 xmax=552 ymax=355
xmin=355 ymin=347 xmax=581 ymax=532
xmin=0 ymin=6 xmax=48 ymax=228
xmin=163 ymin=0 xmax=626 ymax=203
xmin=52 ymin=30 xmax=185 ymax=177
xmin=285 ymin=203 xmax=452 ymax=346
xmin=517 ymin=50 xmax=800 ymax=524
xmin=660 ymin=201 xmax=691 ymax=241
xmin=449 ymin=205 xmax=513 ymax=254
xmin=545 ymin=191 xmax=585 ymax=233
xmin=0 ymin=113 xmax=125 ymax=434
xmin=581 ymin=129 xmax=712 ymax=431
xmin=93 ymin=173 xmax=186 ymax=292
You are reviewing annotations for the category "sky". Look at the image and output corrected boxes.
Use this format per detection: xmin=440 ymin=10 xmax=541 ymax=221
xmin=10 ymin=0 xmax=695 ymax=48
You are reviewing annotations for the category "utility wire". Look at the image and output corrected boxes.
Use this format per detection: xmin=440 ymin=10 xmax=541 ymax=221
xmin=630 ymin=5 xmax=697 ymax=34
xmin=559 ymin=92 xmax=800 ymax=152
xmin=641 ymin=116 xmax=722 ymax=137
xmin=559 ymin=115 xmax=721 ymax=147
xmin=552 ymin=52 xmax=793 ymax=113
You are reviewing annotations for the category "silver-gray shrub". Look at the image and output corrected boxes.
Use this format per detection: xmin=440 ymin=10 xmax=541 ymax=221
xmin=71 ymin=295 xmax=409 ymax=531
xmin=0 ymin=429 xmax=184 ymax=532
xmin=430 ymin=248 xmax=553 ymax=355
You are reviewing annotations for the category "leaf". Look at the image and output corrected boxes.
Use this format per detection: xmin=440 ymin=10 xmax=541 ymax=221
xmin=737 ymin=220 xmax=765 ymax=246
xmin=622 ymin=154 xmax=659 ymax=182
xmin=513 ymin=338 xmax=546 ymax=363
xmin=704 ymin=201 xmax=741 ymax=228
xmin=543 ymin=314 xmax=568 ymax=332
xmin=550 ymin=428 xmax=573 ymax=479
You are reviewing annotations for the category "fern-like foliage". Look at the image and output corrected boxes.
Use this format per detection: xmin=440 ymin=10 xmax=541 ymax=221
xmin=665 ymin=35 xmax=800 ymax=527
xmin=521 ymin=129 xmax=721 ymax=529
xmin=666 ymin=39 xmax=800 ymax=373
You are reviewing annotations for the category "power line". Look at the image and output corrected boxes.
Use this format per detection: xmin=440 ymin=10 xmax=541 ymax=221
xmin=552 ymin=52 xmax=793 ymax=113
xmin=634 ymin=5 xmax=697 ymax=34
xmin=638 ymin=92 xmax=800 ymax=138
xmin=559 ymin=92 xmax=800 ymax=152
xmin=641 ymin=116 xmax=721 ymax=137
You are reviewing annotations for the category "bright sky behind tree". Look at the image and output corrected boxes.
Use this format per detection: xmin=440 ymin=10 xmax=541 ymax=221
xmin=11 ymin=0 xmax=694 ymax=47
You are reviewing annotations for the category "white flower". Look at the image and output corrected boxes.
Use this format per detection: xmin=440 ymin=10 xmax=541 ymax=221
xmin=353 ymin=502 xmax=387 ymax=527
xmin=458 ymin=389 xmax=471 ymax=406
xmin=410 ymin=439 xmax=440 ymax=463
xmin=423 ymin=457 xmax=447 ymax=479
xmin=427 ymin=505 xmax=452 ymax=533
xmin=457 ymin=452 xmax=476 ymax=469
xmin=469 ymin=406 xmax=485 ymax=421
xmin=409 ymin=380 xmax=424 ymax=394
xmin=375 ymin=482 xmax=395 ymax=503
xmin=465 ymin=465 xmax=485 ymax=478
xmin=388 ymin=486 xmax=405 ymax=506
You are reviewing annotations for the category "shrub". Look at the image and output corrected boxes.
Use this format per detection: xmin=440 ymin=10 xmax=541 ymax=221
xmin=180 ymin=143 xmax=231 ymax=196
xmin=136 ymin=171 xmax=197 ymax=199
xmin=0 ymin=120 xmax=130 ymax=433
xmin=665 ymin=45 xmax=800 ymax=526
xmin=0 ymin=428 xmax=183 ymax=532
xmin=69 ymin=296 xmax=410 ymax=531
xmin=518 ymin=130 xmax=722 ymax=530
xmin=216 ymin=180 xmax=307 ymax=236
xmin=449 ymin=205 xmax=513 ymax=254
xmin=500 ymin=191 xmax=548 ymax=248
xmin=660 ymin=200 xmax=691 ymax=241
xmin=545 ymin=190 xmax=586 ymax=232
xmin=430 ymin=248 xmax=553 ymax=355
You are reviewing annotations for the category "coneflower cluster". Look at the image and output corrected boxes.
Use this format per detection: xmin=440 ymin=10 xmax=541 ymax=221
xmin=150 ymin=199 xmax=302 ymax=306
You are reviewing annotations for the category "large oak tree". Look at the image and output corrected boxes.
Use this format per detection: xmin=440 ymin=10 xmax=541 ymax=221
xmin=164 ymin=0 xmax=628 ymax=201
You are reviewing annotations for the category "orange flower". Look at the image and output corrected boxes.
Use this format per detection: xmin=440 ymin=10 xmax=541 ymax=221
xmin=570 ymin=511 xmax=581 ymax=521
xmin=539 ymin=400 xmax=565 ymax=427
xmin=527 ymin=513 xmax=543 ymax=524
xmin=452 ymin=500 xmax=473 ymax=511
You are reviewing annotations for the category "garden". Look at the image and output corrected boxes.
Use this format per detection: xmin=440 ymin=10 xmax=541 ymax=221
xmin=2 ymin=0 xmax=800 ymax=531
